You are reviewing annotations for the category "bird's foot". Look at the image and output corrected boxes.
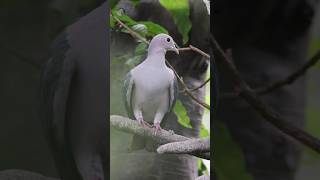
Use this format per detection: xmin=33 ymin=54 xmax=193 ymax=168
xmin=137 ymin=118 xmax=149 ymax=128
xmin=168 ymin=129 xmax=175 ymax=135
xmin=153 ymin=122 xmax=162 ymax=135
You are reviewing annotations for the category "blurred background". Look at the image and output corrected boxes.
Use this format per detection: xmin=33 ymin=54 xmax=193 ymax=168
xmin=213 ymin=1 xmax=320 ymax=180
xmin=0 ymin=0 xmax=104 ymax=177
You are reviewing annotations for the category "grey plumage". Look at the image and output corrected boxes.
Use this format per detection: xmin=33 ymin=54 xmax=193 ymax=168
xmin=122 ymin=33 xmax=179 ymax=151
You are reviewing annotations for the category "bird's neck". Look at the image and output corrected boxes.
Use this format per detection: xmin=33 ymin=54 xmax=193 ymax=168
xmin=146 ymin=48 xmax=167 ymax=67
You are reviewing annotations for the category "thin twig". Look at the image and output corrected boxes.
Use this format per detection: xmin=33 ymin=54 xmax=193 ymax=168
xmin=166 ymin=62 xmax=210 ymax=109
xmin=110 ymin=115 xmax=210 ymax=159
xmin=0 ymin=43 xmax=42 ymax=69
xmin=191 ymin=78 xmax=210 ymax=92
xmin=178 ymin=45 xmax=210 ymax=60
xmin=111 ymin=13 xmax=211 ymax=110
xmin=256 ymin=50 xmax=320 ymax=95
xmin=111 ymin=14 xmax=149 ymax=45
xmin=211 ymin=35 xmax=320 ymax=153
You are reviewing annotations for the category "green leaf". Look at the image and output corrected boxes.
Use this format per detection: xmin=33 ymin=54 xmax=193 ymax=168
xmin=135 ymin=43 xmax=147 ymax=55
xmin=111 ymin=9 xmax=168 ymax=38
xmin=125 ymin=43 xmax=147 ymax=68
xmin=213 ymin=121 xmax=253 ymax=180
xmin=174 ymin=100 xmax=192 ymax=128
xmin=139 ymin=21 xmax=168 ymax=36
xmin=110 ymin=0 xmax=120 ymax=9
xmin=308 ymin=38 xmax=320 ymax=68
xmin=159 ymin=0 xmax=192 ymax=44
xmin=200 ymin=123 xmax=209 ymax=138
xmin=130 ymin=0 xmax=140 ymax=6
xmin=198 ymin=159 xmax=208 ymax=176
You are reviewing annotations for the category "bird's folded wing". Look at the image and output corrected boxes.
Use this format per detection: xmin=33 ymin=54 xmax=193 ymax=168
xmin=168 ymin=75 xmax=178 ymax=112
xmin=123 ymin=72 xmax=135 ymax=119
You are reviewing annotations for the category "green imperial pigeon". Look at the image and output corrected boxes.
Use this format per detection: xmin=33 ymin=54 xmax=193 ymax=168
xmin=123 ymin=33 xmax=179 ymax=150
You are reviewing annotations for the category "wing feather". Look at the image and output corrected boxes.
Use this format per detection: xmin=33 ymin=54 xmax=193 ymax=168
xmin=123 ymin=72 xmax=135 ymax=119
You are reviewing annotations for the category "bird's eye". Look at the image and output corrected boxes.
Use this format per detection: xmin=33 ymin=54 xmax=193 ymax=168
xmin=166 ymin=38 xmax=170 ymax=42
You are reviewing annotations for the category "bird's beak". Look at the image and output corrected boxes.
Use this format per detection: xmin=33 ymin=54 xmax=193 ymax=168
xmin=171 ymin=46 xmax=179 ymax=55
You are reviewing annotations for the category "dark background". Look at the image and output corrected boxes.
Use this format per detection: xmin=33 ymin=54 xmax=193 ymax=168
xmin=0 ymin=0 xmax=103 ymax=177
xmin=213 ymin=0 xmax=320 ymax=180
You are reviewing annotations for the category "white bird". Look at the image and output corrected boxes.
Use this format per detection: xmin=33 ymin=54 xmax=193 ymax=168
xmin=123 ymin=33 xmax=179 ymax=150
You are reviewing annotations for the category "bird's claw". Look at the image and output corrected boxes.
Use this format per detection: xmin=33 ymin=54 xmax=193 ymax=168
xmin=153 ymin=123 xmax=161 ymax=135
xmin=138 ymin=118 xmax=151 ymax=128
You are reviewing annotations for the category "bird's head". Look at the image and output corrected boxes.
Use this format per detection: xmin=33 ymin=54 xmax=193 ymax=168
xmin=148 ymin=33 xmax=179 ymax=55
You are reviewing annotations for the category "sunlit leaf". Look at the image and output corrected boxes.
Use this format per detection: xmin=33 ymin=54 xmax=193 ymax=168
xmin=200 ymin=123 xmax=209 ymax=138
xmin=198 ymin=159 xmax=208 ymax=176
xmin=214 ymin=121 xmax=253 ymax=180
xmin=159 ymin=0 xmax=192 ymax=44
xmin=111 ymin=9 xmax=168 ymax=38
xmin=174 ymin=100 xmax=192 ymax=128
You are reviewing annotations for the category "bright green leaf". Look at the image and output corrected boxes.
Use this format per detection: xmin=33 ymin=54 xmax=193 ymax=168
xmin=198 ymin=159 xmax=208 ymax=176
xmin=174 ymin=100 xmax=192 ymax=128
xmin=200 ymin=123 xmax=209 ymax=138
xmin=135 ymin=43 xmax=147 ymax=55
xmin=159 ymin=0 xmax=192 ymax=44
xmin=111 ymin=9 xmax=168 ymax=38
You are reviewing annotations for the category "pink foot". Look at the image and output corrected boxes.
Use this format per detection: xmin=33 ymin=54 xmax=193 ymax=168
xmin=137 ymin=118 xmax=148 ymax=128
xmin=153 ymin=122 xmax=162 ymax=135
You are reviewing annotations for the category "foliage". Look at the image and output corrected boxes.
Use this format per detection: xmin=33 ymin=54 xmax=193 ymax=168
xmin=130 ymin=0 xmax=140 ymax=6
xmin=111 ymin=9 xmax=168 ymax=38
xmin=308 ymin=38 xmax=320 ymax=68
xmin=213 ymin=121 xmax=253 ymax=180
xmin=159 ymin=0 xmax=192 ymax=44
xmin=125 ymin=43 xmax=147 ymax=68
xmin=198 ymin=159 xmax=209 ymax=176
xmin=110 ymin=0 xmax=120 ymax=9
xmin=174 ymin=100 xmax=193 ymax=128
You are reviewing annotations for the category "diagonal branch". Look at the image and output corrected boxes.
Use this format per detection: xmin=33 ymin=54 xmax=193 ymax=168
xmin=190 ymin=78 xmax=210 ymax=92
xmin=211 ymin=35 xmax=320 ymax=153
xmin=256 ymin=50 xmax=320 ymax=94
xmin=110 ymin=115 xmax=210 ymax=159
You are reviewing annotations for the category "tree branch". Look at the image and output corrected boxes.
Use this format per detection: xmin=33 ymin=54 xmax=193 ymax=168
xmin=0 ymin=43 xmax=42 ymax=69
xmin=211 ymin=35 xmax=320 ymax=153
xmin=256 ymin=50 xmax=320 ymax=94
xmin=110 ymin=13 xmax=211 ymax=110
xmin=157 ymin=138 xmax=210 ymax=154
xmin=190 ymin=78 xmax=210 ymax=92
xmin=221 ymin=50 xmax=320 ymax=98
xmin=110 ymin=115 xmax=210 ymax=159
